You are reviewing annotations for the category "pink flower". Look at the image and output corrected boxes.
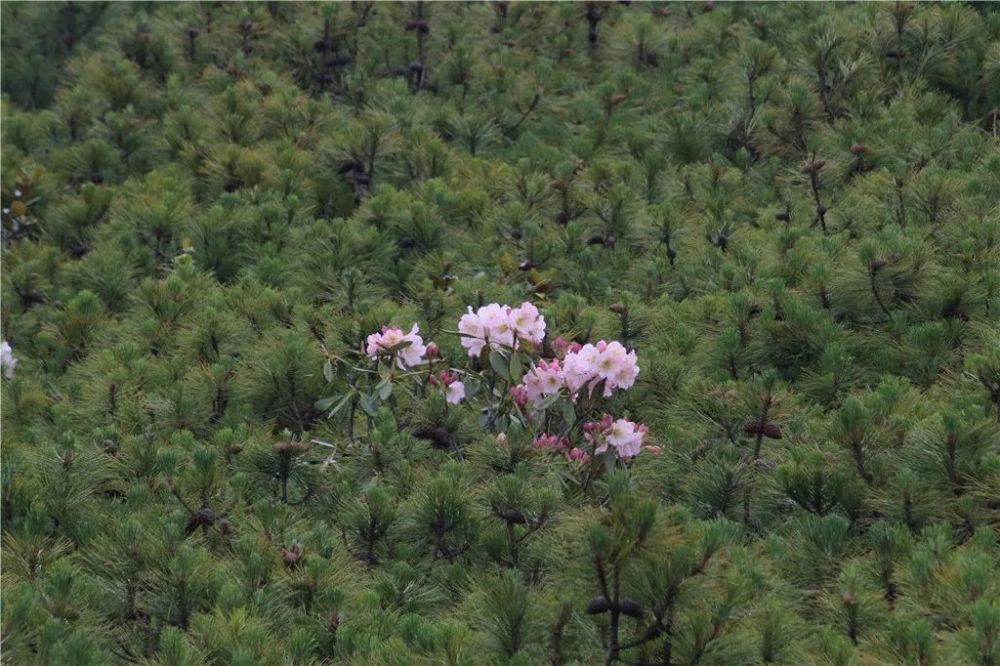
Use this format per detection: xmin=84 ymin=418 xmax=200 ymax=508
xmin=478 ymin=303 xmax=515 ymax=350
xmin=553 ymin=336 xmax=583 ymax=358
xmin=593 ymin=341 xmax=626 ymax=381
xmin=445 ymin=381 xmax=466 ymax=404
xmin=366 ymin=325 xmax=402 ymax=357
xmin=584 ymin=415 xmax=647 ymax=460
xmin=562 ymin=343 xmax=599 ymax=395
xmin=565 ymin=447 xmax=592 ymax=463
xmin=583 ymin=414 xmax=614 ymax=441
xmin=509 ymin=302 xmax=546 ymax=346
xmin=365 ymin=324 xmax=428 ymax=369
xmin=457 ymin=302 xmax=548 ymax=357
xmin=399 ymin=324 xmax=428 ymax=368
xmin=432 ymin=370 xmax=465 ymax=404
xmin=532 ymin=433 xmax=570 ymax=450
xmin=509 ymin=384 xmax=529 ymax=407
xmin=646 ymin=445 xmax=663 ymax=456
xmin=604 ymin=419 xmax=646 ymax=459
xmin=561 ymin=341 xmax=639 ymax=399
xmin=519 ymin=358 xmax=564 ymax=406
xmin=458 ymin=307 xmax=487 ymax=357
xmin=1 ymin=340 xmax=16 ymax=379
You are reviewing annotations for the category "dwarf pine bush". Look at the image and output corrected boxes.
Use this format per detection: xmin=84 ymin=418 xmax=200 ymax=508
xmin=3 ymin=2 xmax=1000 ymax=664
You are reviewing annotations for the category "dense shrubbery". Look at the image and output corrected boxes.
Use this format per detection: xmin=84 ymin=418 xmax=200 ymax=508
xmin=3 ymin=2 xmax=1000 ymax=664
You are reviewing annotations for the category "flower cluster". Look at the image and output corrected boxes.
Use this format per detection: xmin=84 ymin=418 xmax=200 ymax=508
xmin=430 ymin=370 xmax=466 ymax=404
xmin=532 ymin=433 xmax=571 ymax=450
xmin=365 ymin=324 xmax=427 ymax=369
xmin=521 ymin=358 xmax=564 ymax=404
xmin=516 ymin=340 xmax=639 ymax=406
xmin=552 ymin=335 xmax=582 ymax=358
xmin=458 ymin=302 xmax=545 ymax=356
xmin=509 ymin=384 xmax=529 ymax=407
xmin=532 ymin=433 xmax=592 ymax=464
xmin=1 ymin=340 xmax=16 ymax=379
xmin=583 ymin=415 xmax=650 ymax=460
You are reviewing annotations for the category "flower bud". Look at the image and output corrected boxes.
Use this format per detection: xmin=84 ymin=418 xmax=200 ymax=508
xmin=282 ymin=544 xmax=304 ymax=568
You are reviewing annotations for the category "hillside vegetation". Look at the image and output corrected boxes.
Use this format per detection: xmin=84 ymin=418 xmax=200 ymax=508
xmin=2 ymin=2 xmax=1000 ymax=664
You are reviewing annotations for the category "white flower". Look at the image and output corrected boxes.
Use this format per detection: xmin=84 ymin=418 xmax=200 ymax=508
xmin=1 ymin=340 xmax=17 ymax=379
xmin=444 ymin=381 xmax=466 ymax=404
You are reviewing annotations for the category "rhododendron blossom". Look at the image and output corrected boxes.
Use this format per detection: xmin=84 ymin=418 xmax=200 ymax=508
xmin=430 ymin=370 xmax=466 ymax=404
xmin=552 ymin=336 xmax=582 ymax=359
xmin=515 ymin=339 xmax=639 ymax=406
xmin=509 ymin=302 xmax=546 ymax=345
xmin=584 ymin=415 xmax=649 ymax=460
xmin=445 ymin=381 xmax=466 ymax=404
xmin=478 ymin=303 xmax=515 ymax=350
xmin=509 ymin=384 xmax=529 ymax=407
xmin=565 ymin=447 xmax=592 ymax=463
xmin=365 ymin=324 xmax=428 ymax=369
xmin=1 ymin=340 xmax=17 ymax=379
xmin=522 ymin=358 xmax=563 ymax=405
xmin=458 ymin=302 xmax=546 ymax=356
xmin=564 ymin=340 xmax=639 ymax=397
xmin=532 ymin=433 xmax=570 ymax=450
xmin=458 ymin=308 xmax=487 ymax=356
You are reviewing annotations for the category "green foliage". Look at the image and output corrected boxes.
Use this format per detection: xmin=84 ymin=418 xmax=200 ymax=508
xmin=3 ymin=2 xmax=1000 ymax=664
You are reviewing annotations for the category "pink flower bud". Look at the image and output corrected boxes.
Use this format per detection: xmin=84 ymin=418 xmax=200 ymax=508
xmin=510 ymin=385 xmax=529 ymax=407
xmin=553 ymin=336 xmax=569 ymax=357
xmin=532 ymin=433 xmax=566 ymax=450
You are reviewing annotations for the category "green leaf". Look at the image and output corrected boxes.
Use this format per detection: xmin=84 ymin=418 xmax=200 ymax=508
xmin=561 ymin=399 xmax=576 ymax=427
xmin=329 ymin=394 xmax=352 ymax=417
xmin=378 ymin=380 xmax=393 ymax=400
xmin=323 ymin=359 xmax=335 ymax=383
xmin=489 ymin=350 xmax=510 ymax=381
xmin=315 ymin=396 xmax=336 ymax=411
xmin=536 ymin=392 xmax=561 ymax=411
xmin=381 ymin=339 xmax=413 ymax=354
xmin=510 ymin=352 xmax=524 ymax=382
xmin=359 ymin=393 xmax=380 ymax=418
xmin=603 ymin=451 xmax=616 ymax=474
